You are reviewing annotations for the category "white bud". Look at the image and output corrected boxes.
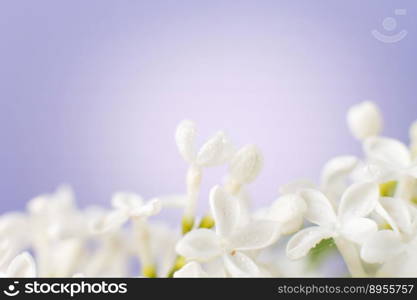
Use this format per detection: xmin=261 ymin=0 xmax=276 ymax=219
xmin=410 ymin=121 xmax=417 ymax=142
xmin=347 ymin=101 xmax=382 ymax=140
xmin=196 ymin=131 xmax=234 ymax=166
xmin=267 ymin=194 xmax=306 ymax=235
xmin=229 ymin=145 xmax=263 ymax=185
xmin=111 ymin=192 xmax=143 ymax=211
xmin=175 ymin=120 xmax=197 ymax=163
xmin=131 ymin=198 xmax=162 ymax=218
xmin=6 ymin=252 xmax=36 ymax=277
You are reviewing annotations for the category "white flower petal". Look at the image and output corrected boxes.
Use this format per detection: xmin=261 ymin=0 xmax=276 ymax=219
xmin=410 ymin=120 xmax=417 ymax=142
xmin=377 ymin=253 xmax=417 ymax=277
xmin=406 ymin=164 xmax=417 ymax=178
xmin=175 ymin=229 xmax=222 ymax=261
xmin=360 ymin=230 xmax=405 ymax=264
xmin=7 ymin=252 xmax=36 ymax=277
xmin=131 ymin=198 xmax=162 ymax=217
xmin=209 ymin=186 xmax=240 ymax=237
xmin=230 ymin=220 xmax=280 ymax=251
xmin=174 ymin=262 xmax=208 ymax=278
xmin=150 ymin=195 xmax=187 ymax=209
xmin=320 ymin=156 xmax=358 ymax=200
xmin=378 ymin=197 xmax=412 ymax=235
xmin=89 ymin=210 xmax=128 ymax=234
xmin=299 ymin=189 xmax=337 ymax=226
xmin=223 ymin=252 xmax=261 ymax=277
xmin=347 ymin=101 xmax=382 ymax=140
xmin=229 ymin=145 xmax=263 ymax=185
xmin=54 ymin=184 xmax=76 ymax=210
xmin=278 ymin=180 xmax=316 ymax=195
xmin=111 ymin=192 xmax=143 ymax=211
xmin=267 ymin=194 xmax=306 ymax=235
xmin=364 ymin=136 xmax=411 ymax=169
xmin=339 ymin=217 xmax=378 ymax=245
xmin=286 ymin=226 xmax=335 ymax=260
xmin=196 ymin=131 xmax=232 ymax=166
xmin=338 ymin=182 xmax=379 ymax=220
xmin=175 ymin=120 xmax=197 ymax=163
xmin=0 ymin=240 xmax=12 ymax=267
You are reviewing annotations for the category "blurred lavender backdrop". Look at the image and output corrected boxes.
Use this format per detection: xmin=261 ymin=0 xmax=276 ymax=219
xmin=0 ymin=0 xmax=416 ymax=215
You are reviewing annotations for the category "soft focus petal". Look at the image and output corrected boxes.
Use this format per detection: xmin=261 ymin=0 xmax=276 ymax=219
xmin=111 ymin=192 xmax=143 ymax=211
xmin=364 ymin=136 xmax=411 ymax=169
xmin=299 ymin=189 xmax=337 ymax=226
xmin=176 ymin=229 xmax=222 ymax=261
xmin=229 ymin=145 xmax=263 ymax=185
xmin=267 ymin=194 xmax=306 ymax=234
xmin=410 ymin=120 xmax=417 ymax=141
xmin=377 ymin=253 xmax=417 ymax=277
xmin=338 ymin=182 xmax=379 ymax=220
xmin=150 ymin=195 xmax=187 ymax=209
xmin=175 ymin=120 xmax=197 ymax=163
xmin=339 ymin=217 xmax=378 ymax=245
xmin=0 ymin=239 xmax=12 ymax=267
xmin=209 ymin=186 xmax=240 ymax=237
xmin=378 ymin=197 xmax=412 ymax=235
xmin=286 ymin=227 xmax=335 ymax=260
xmin=223 ymin=252 xmax=261 ymax=277
xmin=406 ymin=164 xmax=417 ymax=178
xmin=89 ymin=210 xmax=128 ymax=234
xmin=360 ymin=230 xmax=405 ymax=264
xmin=230 ymin=220 xmax=280 ymax=251
xmin=131 ymin=199 xmax=162 ymax=218
xmin=347 ymin=101 xmax=382 ymax=140
xmin=174 ymin=262 xmax=208 ymax=278
xmin=6 ymin=252 xmax=36 ymax=277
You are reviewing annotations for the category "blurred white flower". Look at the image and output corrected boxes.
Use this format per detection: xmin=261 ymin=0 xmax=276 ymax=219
xmin=363 ymin=137 xmax=417 ymax=179
xmin=347 ymin=101 xmax=383 ymax=140
xmin=361 ymin=197 xmax=417 ymax=264
xmin=0 ymin=252 xmax=36 ymax=277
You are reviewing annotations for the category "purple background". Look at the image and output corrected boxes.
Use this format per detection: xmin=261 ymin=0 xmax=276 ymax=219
xmin=1 ymin=0 xmax=416 ymax=215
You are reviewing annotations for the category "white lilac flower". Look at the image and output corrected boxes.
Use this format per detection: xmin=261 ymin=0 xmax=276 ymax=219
xmin=176 ymin=186 xmax=279 ymax=277
xmin=361 ymin=197 xmax=417 ymax=266
xmin=347 ymin=101 xmax=383 ymax=140
xmin=1 ymin=102 xmax=417 ymax=278
xmin=175 ymin=120 xmax=235 ymax=230
xmin=89 ymin=192 xmax=162 ymax=277
xmin=0 ymin=252 xmax=36 ymax=277
xmin=286 ymin=182 xmax=379 ymax=260
xmin=410 ymin=120 xmax=417 ymax=159
xmin=90 ymin=192 xmax=162 ymax=234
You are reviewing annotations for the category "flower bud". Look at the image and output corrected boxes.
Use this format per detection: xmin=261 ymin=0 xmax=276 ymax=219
xmin=196 ymin=131 xmax=234 ymax=166
xmin=175 ymin=120 xmax=196 ymax=163
xmin=347 ymin=101 xmax=382 ymax=140
xmin=409 ymin=120 xmax=417 ymax=142
xmin=229 ymin=145 xmax=263 ymax=185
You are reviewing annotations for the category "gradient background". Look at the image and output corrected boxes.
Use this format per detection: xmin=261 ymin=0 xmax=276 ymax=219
xmin=1 ymin=0 xmax=416 ymax=217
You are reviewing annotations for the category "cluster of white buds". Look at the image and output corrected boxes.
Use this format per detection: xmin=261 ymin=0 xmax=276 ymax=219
xmin=1 ymin=101 xmax=417 ymax=277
